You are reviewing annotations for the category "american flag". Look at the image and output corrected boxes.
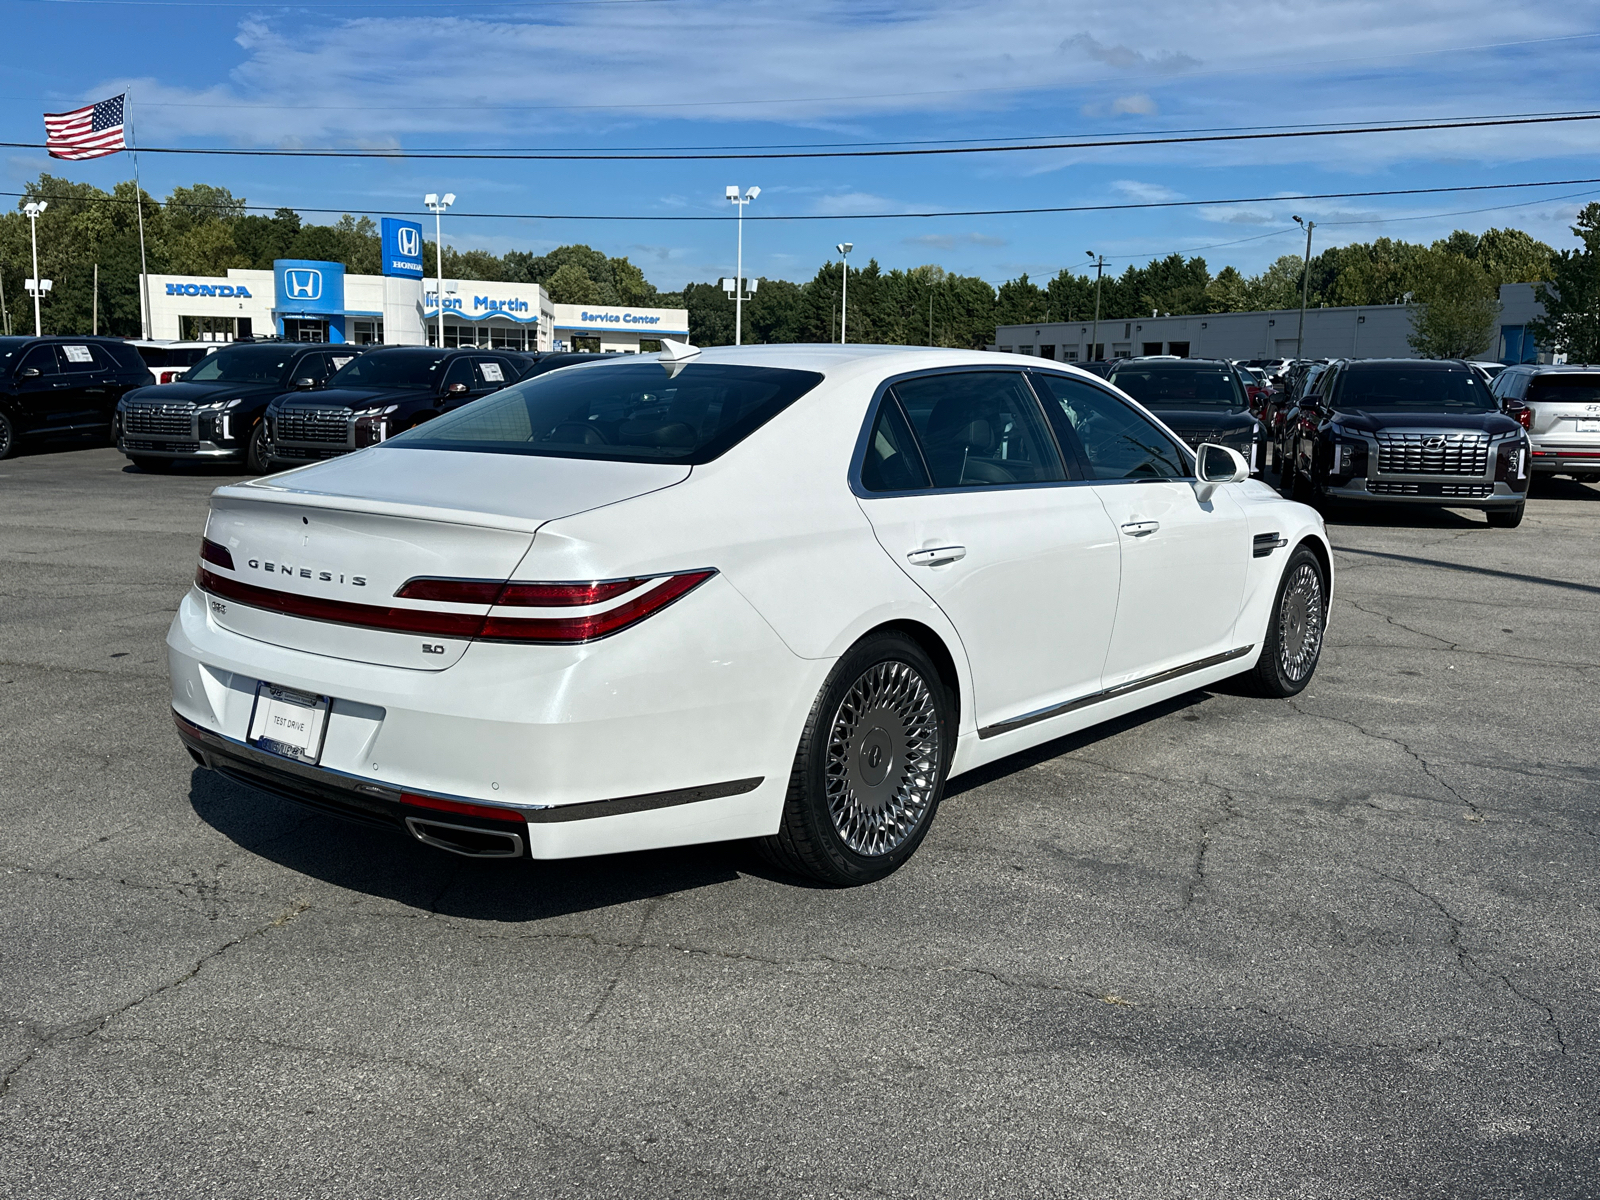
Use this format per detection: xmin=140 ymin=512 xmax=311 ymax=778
xmin=44 ymin=93 xmax=127 ymax=161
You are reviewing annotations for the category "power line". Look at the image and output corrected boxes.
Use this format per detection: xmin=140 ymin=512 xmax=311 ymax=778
xmin=4 ymin=110 xmax=1599 ymax=162
xmin=7 ymin=176 xmax=1600 ymax=223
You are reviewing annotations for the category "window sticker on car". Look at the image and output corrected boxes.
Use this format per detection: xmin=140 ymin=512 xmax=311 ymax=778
xmin=63 ymin=345 xmax=93 ymax=363
xmin=480 ymin=361 xmax=504 ymax=382
xmin=331 ymin=356 xmax=353 ymax=370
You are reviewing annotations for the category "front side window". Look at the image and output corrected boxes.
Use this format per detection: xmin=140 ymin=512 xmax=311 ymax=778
xmin=385 ymin=360 xmax=824 ymax=464
xmin=17 ymin=345 xmax=57 ymax=377
xmin=891 ymin=371 xmax=1064 ymax=487
xmin=183 ymin=346 xmax=293 ymax=385
xmin=1031 ymin=372 xmax=1190 ymax=480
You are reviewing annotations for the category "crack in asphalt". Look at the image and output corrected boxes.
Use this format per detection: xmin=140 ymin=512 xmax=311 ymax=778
xmin=1340 ymin=597 xmax=1460 ymax=650
xmin=1371 ymin=870 xmax=1570 ymax=1057
xmin=583 ymin=895 xmax=667 ymax=1028
xmin=1182 ymin=791 xmax=1245 ymax=911
xmin=0 ymin=899 xmax=309 ymax=1101
xmin=1286 ymin=700 xmax=1481 ymax=817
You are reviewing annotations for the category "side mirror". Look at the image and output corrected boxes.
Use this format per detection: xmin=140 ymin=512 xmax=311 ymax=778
xmin=446 ymin=382 xmax=470 ymax=396
xmin=19 ymin=368 xmax=39 ymax=379
xmin=1194 ymin=443 xmax=1251 ymax=502
xmin=293 ymin=377 xmax=316 ymax=390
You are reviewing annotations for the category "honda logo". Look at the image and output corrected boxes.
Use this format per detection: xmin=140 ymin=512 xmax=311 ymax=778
xmin=284 ymin=269 xmax=322 ymax=300
xmin=396 ymin=226 xmax=420 ymax=258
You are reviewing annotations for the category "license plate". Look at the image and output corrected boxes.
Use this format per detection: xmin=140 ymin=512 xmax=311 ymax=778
xmin=247 ymin=682 xmax=330 ymax=765
xmin=1577 ymin=419 xmax=1600 ymax=433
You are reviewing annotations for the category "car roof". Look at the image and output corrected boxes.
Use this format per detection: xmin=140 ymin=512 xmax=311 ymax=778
xmin=1342 ymin=359 xmax=1469 ymax=370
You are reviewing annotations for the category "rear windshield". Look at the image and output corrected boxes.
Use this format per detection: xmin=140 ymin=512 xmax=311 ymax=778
xmin=1332 ymin=366 xmax=1496 ymax=412
xmin=1528 ymin=375 xmax=1600 ymax=404
xmin=329 ymin=349 xmax=448 ymax=389
xmin=183 ymin=346 xmax=291 ymax=385
xmin=385 ymin=359 xmax=825 ymax=464
xmin=1107 ymin=365 xmax=1245 ymax=409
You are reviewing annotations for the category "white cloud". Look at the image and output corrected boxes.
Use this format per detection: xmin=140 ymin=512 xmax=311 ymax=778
xmin=1111 ymin=93 xmax=1158 ymax=115
xmin=1112 ymin=179 xmax=1182 ymax=202
xmin=1062 ymin=34 xmax=1198 ymax=74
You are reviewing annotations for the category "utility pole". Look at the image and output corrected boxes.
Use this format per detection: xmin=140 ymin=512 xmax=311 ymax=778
xmin=1086 ymin=252 xmax=1105 ymax=361
xmin=1293 ymin=215 xmax=1315 ymax=359
xmin=836 ymin=243 xmax=853 ymax=344
xmin=92 ymin=263 xmax=99 ymax=335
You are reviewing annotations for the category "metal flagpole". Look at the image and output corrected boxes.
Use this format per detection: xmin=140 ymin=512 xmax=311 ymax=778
xmin=126 ymin=92 xmax=152 ymax=340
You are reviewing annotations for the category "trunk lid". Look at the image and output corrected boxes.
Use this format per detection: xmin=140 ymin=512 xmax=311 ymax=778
xmin=201 ymin=449 xmax=691 ymax=670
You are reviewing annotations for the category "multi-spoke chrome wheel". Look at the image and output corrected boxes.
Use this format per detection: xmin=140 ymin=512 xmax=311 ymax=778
xmin=1277 ymin=561 xmax=1324 ymax=683
xmin=824 ymin=661 xmax=942 ymax=856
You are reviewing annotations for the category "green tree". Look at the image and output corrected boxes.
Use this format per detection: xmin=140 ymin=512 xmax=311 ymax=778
xmin=1530 ymin=202 xmax=1600 ymax=363
xmin=546 ymin=261 xmax=601 ymax=305
xmin=1407 ymin=254 xmax=1499 ymax=358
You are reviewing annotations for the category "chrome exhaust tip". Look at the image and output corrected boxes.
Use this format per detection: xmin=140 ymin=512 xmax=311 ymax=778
xmin=404 ymin=817 xmax=524 ymax=859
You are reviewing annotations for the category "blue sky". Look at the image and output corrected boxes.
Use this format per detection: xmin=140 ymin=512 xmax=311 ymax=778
xmin=6 ymin=0 xmax=1600 ymax=290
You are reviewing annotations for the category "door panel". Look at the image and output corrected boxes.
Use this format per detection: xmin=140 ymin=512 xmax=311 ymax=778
xmin=856 ymin=375 xmax=1122 ymax=729
xmin=13 ymin=345 xmax=66 ymax=432
xmin=1030 ymin=369 xmax=1250 ymax=685
xmin=53 ymin=343 xmax=103 ymax=428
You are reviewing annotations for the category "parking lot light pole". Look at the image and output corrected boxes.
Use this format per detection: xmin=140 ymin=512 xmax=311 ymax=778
xmin=1293 ymin=215 xmax=1315 ymax=359
xmin=726 ymin=186 xmax=759 ymax=347
xmin=24 ymin=201 xmax=47 ymax=336
xmin=1086 ymin=252 xmax=1105 ymax=362
xmin=424 ymin=193 xmax=456 ymax=348
xmin=836 ymin=243 xmax=853 ymax=344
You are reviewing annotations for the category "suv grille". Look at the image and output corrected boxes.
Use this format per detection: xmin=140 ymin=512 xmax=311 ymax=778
xmin=1368 ymin=481 xmax=1493 ymax=498
xmin=275 ymin=407 xmax=351 ymax=445
xmin=1374 ymin=430 xmax=1489 ymax=476
xmin=123 ymin=403 xmax=195 ymax=438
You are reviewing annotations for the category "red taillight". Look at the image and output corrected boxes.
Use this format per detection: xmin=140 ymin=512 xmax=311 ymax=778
xmin=478 ymin=571 xmax=715 ymax=642
xmin=195 ymin=566 xmax=715 ymax=645
xmin=401 ymin=791 xmax=526 ymax=824
xmin=1510 ymin=404 xmax=1532 ymax=430
xmin=200 ymin=538 xmax=234 ymax=570
xmin=393 ymin=577 xmax=647 ymax=607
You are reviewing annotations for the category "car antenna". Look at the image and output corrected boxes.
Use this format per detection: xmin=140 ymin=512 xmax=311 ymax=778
xmin=657 ymin=337 xmax=699 ymax=378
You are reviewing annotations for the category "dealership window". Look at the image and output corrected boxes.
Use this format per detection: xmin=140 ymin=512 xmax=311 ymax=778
xmin=283 ymin=318 xmax=328 ymax=343
xmin=180 ymin=315 xmax=238 ymax=342
xmin=571 ymin=335 xmax=602 ymax=353
xmin=638 ymin=338 xmax=663 ymax=353
xmin=351 ymin=319 xmax=384 ymax=345
xmin=1039 ymin=345 xmax=1055 ymax=360
xmin=490 ymin=325 xmax=529 ymax=351
xmin=1167 ymin=341 xmax=1190 ymax=357
xmin=1061 ymin=348 xmax=1079 ymax=362
xmin=1111 ymin=342 xmax=1132 ymax=357
xmin=1142 ymin=342 xmax=1162 ymax=356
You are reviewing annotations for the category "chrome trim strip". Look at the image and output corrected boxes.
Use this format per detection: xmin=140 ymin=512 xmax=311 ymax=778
xmin=976 ymin=645 xmax=1255 ymax=740
xmin=523 ymin=777 xmax=765 ymax=823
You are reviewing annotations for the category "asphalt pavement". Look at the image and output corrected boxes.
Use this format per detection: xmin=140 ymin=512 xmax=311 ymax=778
xmin=2 ymin=446 xmax=1597 ymax=1199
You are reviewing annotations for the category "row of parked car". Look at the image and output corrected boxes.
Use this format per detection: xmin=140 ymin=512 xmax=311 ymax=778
xmin=0 ymin=336 xmax=602 ymax=469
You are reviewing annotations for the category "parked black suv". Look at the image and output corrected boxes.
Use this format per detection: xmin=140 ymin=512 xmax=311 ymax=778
xmin=1280 ymin=359 xmax=1531 ymax=527
xmin=0 ymin=336 xmax=155 ymax=459
xmin=262 ymin=347 xmax=530 ymax=470
xmin=1105 ymin=357 xmax=1267 ymax=473
xmin=116 ymin=342 xmax=361 ymax=473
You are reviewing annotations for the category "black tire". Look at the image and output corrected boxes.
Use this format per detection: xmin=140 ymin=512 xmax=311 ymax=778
xmin=1249 ymin=546 xmax=1326 ymax=698
xmin=0 ymin=411 xmax=14 ymax=460
xmin=128 ymin=455 xmax=174 ymax=473
xmin=760 ymin=631 xmax=954 ymax=886
xmin=246 ymin=420 xmax=272 ymax=473
xmin=1486 ymin=502 xmax=1525 ymax=529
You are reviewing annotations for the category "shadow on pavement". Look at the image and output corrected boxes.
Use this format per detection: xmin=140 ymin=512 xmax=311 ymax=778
xmin=187 ymin=767 xmax=752 ymax=919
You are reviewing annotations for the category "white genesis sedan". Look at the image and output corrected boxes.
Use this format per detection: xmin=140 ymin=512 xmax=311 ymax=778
xmin=169 ymin=345 xmax=1331 ymax=885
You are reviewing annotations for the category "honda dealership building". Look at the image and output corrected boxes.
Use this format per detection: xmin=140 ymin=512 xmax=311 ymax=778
xmin=139 ymin=217 xmax=688 ymax=354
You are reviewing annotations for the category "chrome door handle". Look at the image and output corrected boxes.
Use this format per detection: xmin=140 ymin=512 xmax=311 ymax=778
xmin=907 ymin=545 xmax=967 ymax=567
xmin=1120 ymin=520 xmax=1160 ymax=537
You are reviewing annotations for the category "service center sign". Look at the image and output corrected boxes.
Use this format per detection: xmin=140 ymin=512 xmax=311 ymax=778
xmin=381 ymin=218 xmax=425 ymax=279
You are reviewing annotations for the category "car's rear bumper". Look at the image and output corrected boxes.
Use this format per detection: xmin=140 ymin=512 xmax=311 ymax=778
xmin=1529 ymin=445 xmax=1600 ymax=473
xmin=166 ymin=582 xmax=822 ymax=860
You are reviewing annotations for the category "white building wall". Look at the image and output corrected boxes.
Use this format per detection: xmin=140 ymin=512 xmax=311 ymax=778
xmin=551 ymin=303 xmax=691 ymax=353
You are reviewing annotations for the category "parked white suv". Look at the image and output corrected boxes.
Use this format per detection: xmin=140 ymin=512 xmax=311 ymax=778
xmin=1490 ymin=365 xmax=1600 ymax=482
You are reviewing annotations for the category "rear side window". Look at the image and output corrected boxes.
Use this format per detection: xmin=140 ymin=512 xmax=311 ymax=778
xmin=1527 ymin=375 xmax=1600 ymax=404
xmin=386 ymin=360 xmax=824 ymax=464
xmin=1106 ymin=365 xmax=1245 ymax=410
xmin=860 ymin=397 xmax=930 ymax=493
xmin=56 ymin=344 xmax=98 ymax=372
xmin=1031 ymin=372 xmax=1190 ymax=480
xmin=891 ymin=371 xmax=1065 ymax=487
